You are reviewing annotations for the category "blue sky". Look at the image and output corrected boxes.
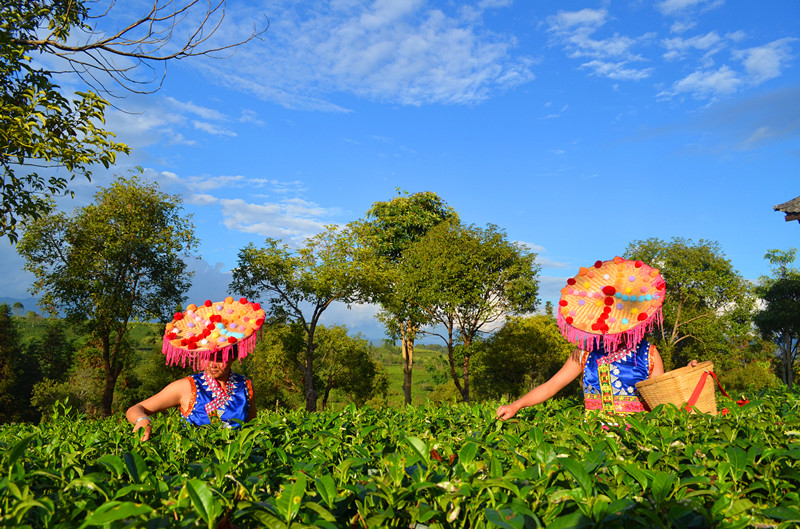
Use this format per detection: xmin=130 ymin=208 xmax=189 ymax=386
xmin=2 ymin=0 xmax=799 ymax=340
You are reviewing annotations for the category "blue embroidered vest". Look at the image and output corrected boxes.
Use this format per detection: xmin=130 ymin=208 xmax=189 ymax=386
xmin=582 ymin=340 xmax=652 ymax=414
xmin=181 ymin=372 xmax=253 ymax=427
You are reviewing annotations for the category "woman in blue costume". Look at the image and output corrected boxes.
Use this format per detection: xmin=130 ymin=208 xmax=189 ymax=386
xmin=127 ymin=296 xmax=264 ymax=441
xmin=126 ymin=348 xmax=256 ymax=441
xmin=497 ymin=257 xmax=670 ymax=421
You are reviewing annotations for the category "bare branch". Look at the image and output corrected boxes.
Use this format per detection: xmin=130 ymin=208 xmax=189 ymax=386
xmin=14 ymin=0 xmax=268 ymax=96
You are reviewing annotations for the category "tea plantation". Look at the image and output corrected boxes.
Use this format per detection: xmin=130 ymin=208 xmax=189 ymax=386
xmin=2 ymin=390 xmax=799 ymax=528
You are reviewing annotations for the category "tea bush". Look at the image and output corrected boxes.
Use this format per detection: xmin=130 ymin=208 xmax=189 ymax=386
xmin=1 ymin=390 xmax=799 ymax=528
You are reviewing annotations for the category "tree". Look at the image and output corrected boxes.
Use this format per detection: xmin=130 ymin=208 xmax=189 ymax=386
xmin=400 ymin=221 xmax=540 ymax=402
xmin=357 ymin=190 xmax=457 ymax=405
xmin=472 ymin=315 xmax=575 ymax=402
xmin=1 ymin=0 xmax=266 ymax=242
xmin=17 ymin=173 xmax=198 ymax=416
xmin=314 ymin=325 xmax=388 ymax=410
xmin=230 ymin=226 xmax=366 ymax=412
xmin=0 ymin=304 xmax=22 ymax=422
xmin=754 ymin=249 xmax=800 ymax=389
xmin=625 ymin=237 xmax=756 ymax=370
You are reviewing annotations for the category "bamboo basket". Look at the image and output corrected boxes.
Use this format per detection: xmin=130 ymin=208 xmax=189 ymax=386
xmin=635 ymin=361 xmax=717 ymax=414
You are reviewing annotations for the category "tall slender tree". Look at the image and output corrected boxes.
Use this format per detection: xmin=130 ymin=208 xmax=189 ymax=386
xmin=357 ymin=191 xmax=456 ymax=405
xmin=230 ymin=226 xmax=366 ymax=412
xmin=17 ymin=173 xmax=198 ymax=416
xmin=400 ymin=221 xmax=539 ymax=402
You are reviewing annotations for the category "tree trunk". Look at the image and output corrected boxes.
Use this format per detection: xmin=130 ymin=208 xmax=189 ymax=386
xmin=461 ymin=354 xmax=470 ymax=402
xmin=401 ymin=320 xmax=415 ymax=405
xmin=304 ymin=327 xmax=317 ymax=412
xmin=101 ymin=367 xmax=118 ymax=417
xmin=100 ymin=336 xmax=118 ymax=417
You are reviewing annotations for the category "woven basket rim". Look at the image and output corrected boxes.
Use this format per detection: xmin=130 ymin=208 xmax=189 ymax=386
xmin=635 ymin=360 xmax=714 ymax=390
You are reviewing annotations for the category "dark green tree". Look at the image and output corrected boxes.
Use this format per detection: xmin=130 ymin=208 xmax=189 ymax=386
xmin=400 ymin=221 xmax=540 ymax=402
xmin=314 ymin=325 xmax=388 ymax=410
xmin=472 ymin=315 xmax=575 ymax=402
xmin=0 ymin=304 xmax=22 ymax=422
xmin=625 ymin=237 xmax=756 ymax=371
xmin=357 ymin=190 xmax=457 ymax=405
xmin=754 ymin=249 xmax=800 ymax=389
xmin=17 ymin=174 xmax=198 ymax=416
xmin=1 ymin=0 xmax=264 ymax=242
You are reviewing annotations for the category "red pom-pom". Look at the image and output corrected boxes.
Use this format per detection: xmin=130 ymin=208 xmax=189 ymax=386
xmin=559 ymin=299 xmax=568 ymax=306
xmin=567 ymin=278 xmax=576 ymax=285
xmin=210 ymin=315 xmax=222 ymax=323
xmin=174 ymin=312 xmax=183 ymax=320
xmin=637 ymin=313 xmax=648 ymax=321
xmin=180 ymin=339 xmax=188 ymax=346
xmin=187 ymin=342 xmax=197 ymax=350
xmin=634 ymin=261 xmax=643 ymax=268
xmin=566 ymin=317 xmax=574 ymax=324
xmin=603 ymin=306 xmax=611 ymax=314
xmin=604 ymin=297 xmax=614 ymax=306
xmin=252 ymin=303 xmax=261 ymax=311
xmin=255 ymin=319 xmax=264 ymax=327
xmin=591 ymin=323 xmax=599 ymax=331
xmin=166 ymin=332 xmax=177 ymax=340
xmin=227 ymin=336 xmax=237 ymax=343
xmin=602 ymin=286 xmax=616 ymax=296
xmin=600 ymin=324 xmax=609 ymax=333
xmin=239 ymin=297 xmax=248 ymax=304
xmin=594 ymin=260 xmax=603 ymax=268
xmin=204 ymin=299 xmax=212 ymax=307
xmin=206 ymin=324 xmax=215 ymax=331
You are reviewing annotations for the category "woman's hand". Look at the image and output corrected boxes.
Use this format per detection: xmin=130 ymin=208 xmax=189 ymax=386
xmin=132 ymin=417 xmax=152 ymax=441
xmin=688 ymin=359 xmax=698 ymax=368
xmin=496 ymin=403 xmax=519 ymax=421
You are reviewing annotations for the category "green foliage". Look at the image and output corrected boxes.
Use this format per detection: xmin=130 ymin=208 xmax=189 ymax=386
xmin=754 ymin=249 xmax=800 ymax=388
xmin=400 ymin=221 xmax=540 ymax=401
xmin=1 ymin=391 xmax=800 ymax=527
xmin=719 ymin=361 xmax=782 ymax=397
xmin=0 ymin=0 xmax=129 ymax=242
xmin=230 ymin=226 xmax=368 ymax=411
xmin=472 ymin=315 xmax=576 ymax=401
xmin=17 ymin=173 xmax=198 ymax=416
xmin=357 ymin=190 xmax=458 ymax=405
xmin=0 ymin=304 xmax=22 ymax=422
xmin=625 ymin=237 xmax=757 ymax=371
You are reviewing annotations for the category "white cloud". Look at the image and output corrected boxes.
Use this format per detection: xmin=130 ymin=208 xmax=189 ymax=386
xmin=547 ymin=8 xmax=654 ymax=82
xmin=195 ymin=0 xmax=534 ymax=108
xmin=165 ymin=97 xmax=227 ymax=120
xmin=662 ymin=31 xmax=724 ymax=61
xmin=656 ymin=0 xmax=724 ymax=16
xmin=658 ymin=65 xmax=742 ymax=100
xmin=734 ymin=37 xmax=796 ymax=85
xmin=217 ymin=198 xmax=333 ymax=242
xmin=581 ymin=60 xmax=654 ymax=80
xmin=548 ymin=8 xmax=607 ymax=32
xmin=192 ymin=120 xmax=238 ymax=137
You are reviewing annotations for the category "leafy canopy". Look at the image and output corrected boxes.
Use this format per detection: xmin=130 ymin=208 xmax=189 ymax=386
xmin=1 ymin=0 xmax=129 ymax=242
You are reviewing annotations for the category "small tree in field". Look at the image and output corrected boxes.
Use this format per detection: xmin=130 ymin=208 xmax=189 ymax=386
xmin=17 ymin=174 xmax=198 ymax=416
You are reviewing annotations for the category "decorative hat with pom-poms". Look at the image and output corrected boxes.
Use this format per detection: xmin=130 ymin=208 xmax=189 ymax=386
xmin=162 ymin=296 xmax=265 ymax=370
xmin=556 ymin=256 xmax=665 ymax=352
